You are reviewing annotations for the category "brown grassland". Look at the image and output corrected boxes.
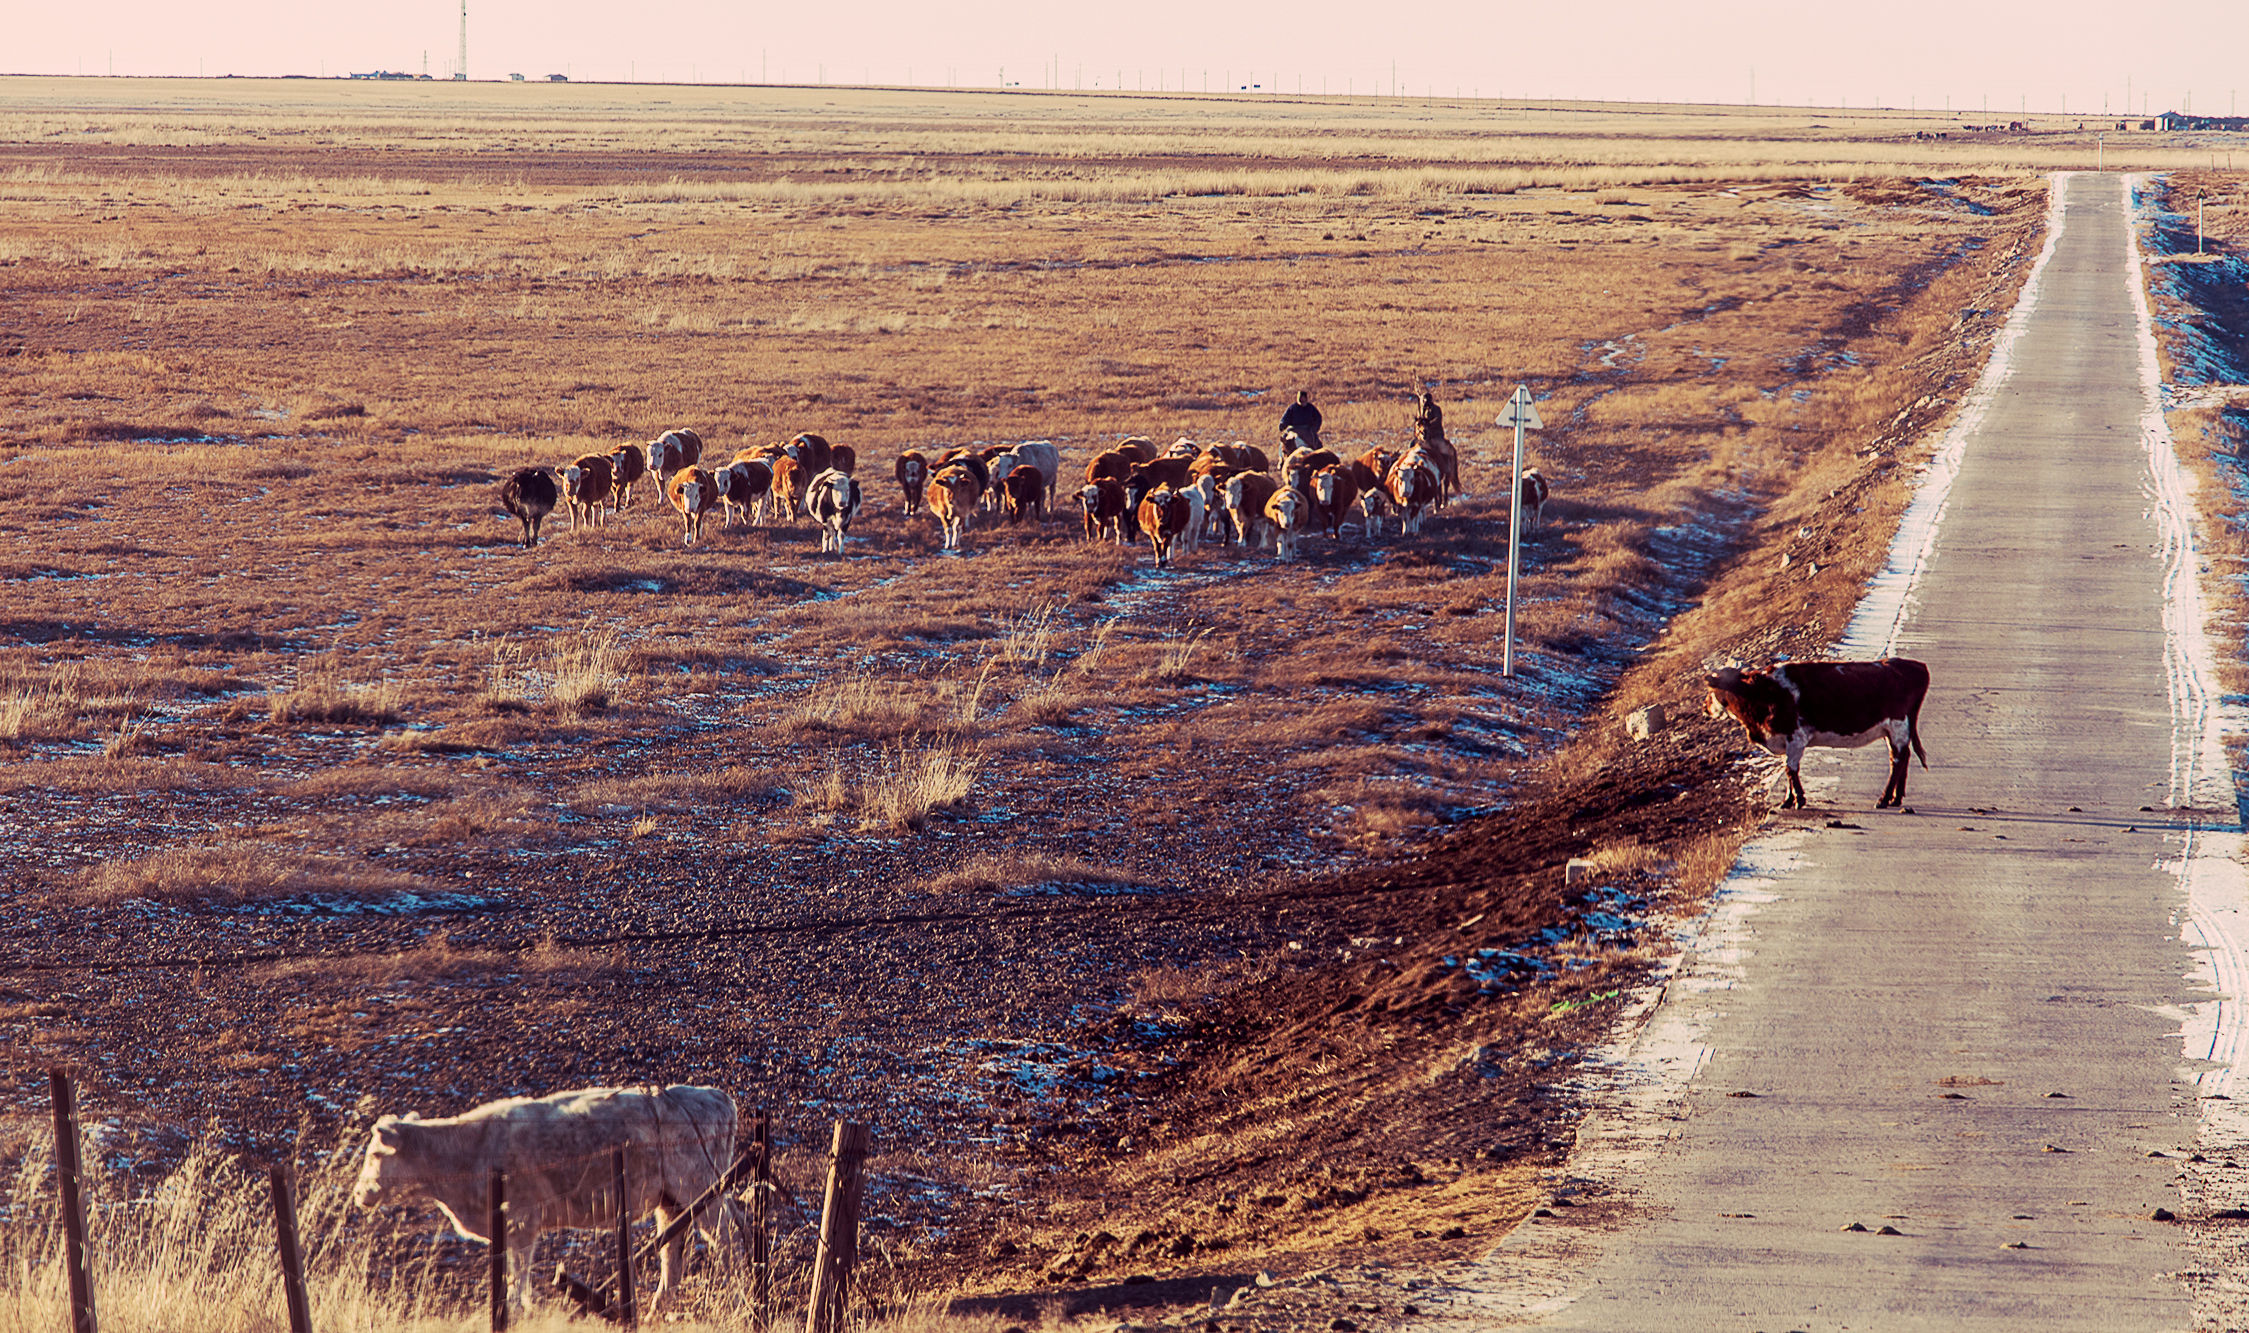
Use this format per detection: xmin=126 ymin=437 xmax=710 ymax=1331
xmin=0 ymin=76 xmax=2185 ymax=1329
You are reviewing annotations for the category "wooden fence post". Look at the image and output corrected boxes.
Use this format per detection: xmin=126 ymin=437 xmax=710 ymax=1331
xmin=802 ymin=1121 xmax=869 ymax=1333
xmin=748 ymin=1111 xmax=771 ymax=1333
xmin=613 ymin=1147 xmax=637 ymax=1329
xmin=489 ymin=1168 xmax=508 ymax=1333
xmin=49 ymin=1068 xmax=98 ymax=1333
xmin=268 ymin=1164 xmax=313 ymax=1333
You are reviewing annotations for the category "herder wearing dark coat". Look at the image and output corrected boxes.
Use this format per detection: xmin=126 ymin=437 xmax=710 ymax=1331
xmin=1279 ymin=390 xmax=1323 ymax=448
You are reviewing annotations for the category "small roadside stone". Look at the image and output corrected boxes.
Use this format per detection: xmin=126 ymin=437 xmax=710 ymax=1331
xmin=2151 ymin=1207 xmax=2176 ymax=1222
xmin=1841 ymin=1222 xmax=1868 ymax=1232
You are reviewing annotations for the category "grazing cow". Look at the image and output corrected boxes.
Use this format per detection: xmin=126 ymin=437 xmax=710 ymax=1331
xmin=716 ymin=459 xmax=773 ymax=527
xmin=1086 ymin=450 xmax=1133 ymax=486
xmin=1311 ymin=464 xmax=1360 ymax=540
xmin=1114 ymin=437 xmax=1158 ymax=466
xmin=647 ymin=428 xmax=703 ymax=484
xmin=1703 ymin=658 xmax=1932 ymax=809
xmin=499 ymin=468 xmax=558 ymax=548
xmin=807 ymin=467 xmax=863 ymax=554
xmin=1076 ymin=480 xmax=1130 ymax=543
xmin=1264 ymin=486 xmax=1306 ymax=560
xmin=1351 ymin=449 xmax=1398 ymax=537
xmin=1386 ymin=450 xmax=1442 ymax=535
xmin=1138 ymin=487 xmax=1192 ymax=567
xmin=1001 ymin=466 xmax=1046 ymax=524
xmin=1517 ymin=468 xmax=1551 ymax=533
xmin=895 ymin=450 xmax=930 ymax=516
xmin=784 ymin=432 xmax=833 ymax=475
xmin=353 ymin=1085 xmax=741 ymax=1316
xmin=562 ymin=454 xmax=613 ymax=531
xmin=828 ymin=444 xmax=857 ymax=476
xmin=1224 ymin=471 xmax=1280 ymax=551
xmin=667 ymin=466 xmax=721 ymax=545
xmin=766 ymin=455 xmax=809 ymax=524
xmin=607 ymin=444 xmax=648 ymax=511
xmin=929 ymin=466 xmax=981 ymax=551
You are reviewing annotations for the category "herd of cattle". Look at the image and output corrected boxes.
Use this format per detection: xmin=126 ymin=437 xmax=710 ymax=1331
xmin=496 ymin=422 xmax=1551 ymax=562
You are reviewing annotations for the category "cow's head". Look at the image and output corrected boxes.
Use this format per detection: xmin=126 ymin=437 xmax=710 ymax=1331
xmin=352 ymin=1114 xmax=424 ymax=1209
xmin=1703 ymin=667 xmax=1785 ymax=744
xmin=1314 ymin=468 xmax=1339 ymax=506
xmin=1269 ymin=490 xmax=1302 ymax=527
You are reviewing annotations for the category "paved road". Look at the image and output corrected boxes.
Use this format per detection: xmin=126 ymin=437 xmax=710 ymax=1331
xmin=1495 ymin=174 xmax=2215 ymax=1329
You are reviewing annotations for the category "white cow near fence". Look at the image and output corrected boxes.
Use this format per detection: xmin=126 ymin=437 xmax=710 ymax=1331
xmin=352 ymin=1084 xmax=741 ymax=1313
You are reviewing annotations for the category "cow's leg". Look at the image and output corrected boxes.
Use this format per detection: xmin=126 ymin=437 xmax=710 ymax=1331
xmin=647 ymin=1203 xmax=683 ymax=1306
xmin=1783 ymin=735 xmax=1810 ymax=809
xmin=1880 ymin=732 xmax=1910 ymax=807
xmin=506 ymin=1212 xmax=541 ymax=1314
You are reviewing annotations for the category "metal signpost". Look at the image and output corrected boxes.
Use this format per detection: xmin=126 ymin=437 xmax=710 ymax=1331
xmin=1497 ymin=385 xmax=1543 ymax=677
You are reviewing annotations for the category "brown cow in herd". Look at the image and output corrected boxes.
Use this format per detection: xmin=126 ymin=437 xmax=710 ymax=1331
xmin=666 ymin=466 xmax=721 ymax=546
xmin=562 ymin=454 xmax=613 ymax=530
xmin=606 ymin=443 xmax=648 ymax=511
xmin=1704 ymin=658 xmax=1931 ymax=810
xmin=929 ymin=466 xmax=981 ymax=551
xmin=1137 ymin=487 xmax=1192 ymax=567
xmin=1076 ymin=480 xmax=1129 ymax=543
xmin=499 ymin=468 xmax=557 ymax=548
xmin=895 ymin=450 xmax=930 ymax=516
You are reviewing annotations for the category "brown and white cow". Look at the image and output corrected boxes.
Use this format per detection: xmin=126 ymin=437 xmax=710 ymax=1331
xmin=606 ymin=444 xmax=648 ymax=511
xmin=1386 ymin=450 xmax=1442 ymax=535
xmin=1517 ymin=468 xmax=1551 ymax=533
xmin=562 ymin=454 xmax=613 ymax=531
xmin=807 ymin=467 xmax=863 ymax=554
xmin=1311 ymin=464 xmax=1359 ymax=541
xmin=1351 ymin=448 xmax=1398 ymax=538
xmin=1264 ymin=486 xmax=1306 ymax=561
xmin=1138 ymin=487 xmax=1192 ymax=567
xmin=1075 ymin=480 xmax=1129 ymax=543
xmin=1123 ymin=457 xmax=1196 ymax=533
xmin=894 ymin=450 xmax=930 ymax=516
xmin=1113 ymin=436 xmax=1159 ymax=465
xmin=936 ymin=448 xmax=991 ymax=499
xmin=647 ymin=428 xmax=703 ymax=484
xmin=717 ymin=458 xmax=773 ymax=527
xmin=353 ymin=1084 xmax=742 ymax=1316
xmin=499 ymin=468 xmax=558 ymax=548
xmin=1223 ymin=471 xmax=1280 ymax=551
xmin=667 ymin=465 xmax=721 ymax=545
xmin=929 ymin=465 xmax=981 ymax=551
xmin=1703 ymin=658 xmax=1931 ymax=809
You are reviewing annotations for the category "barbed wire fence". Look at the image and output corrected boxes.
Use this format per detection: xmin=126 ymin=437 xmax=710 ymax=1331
xmin=32 ymin=1067 xmax=873 ymax=1333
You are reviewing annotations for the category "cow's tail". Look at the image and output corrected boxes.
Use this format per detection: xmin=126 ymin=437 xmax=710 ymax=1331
xmin=1903 ymin=660 xmax=1930 ymax=769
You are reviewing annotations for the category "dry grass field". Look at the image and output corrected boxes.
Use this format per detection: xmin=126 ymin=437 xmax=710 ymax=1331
xmin=0 ymin=76 xmax=2093 ymax=1328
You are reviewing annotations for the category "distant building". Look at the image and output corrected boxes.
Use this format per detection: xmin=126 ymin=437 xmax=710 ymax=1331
xmin=2156 ymin=111 xmax=2249 ymax=132
xmin=509 ymin=73 xmax=524 ymax=81
xmin=548 ymin=73 xmax=569 ymax=82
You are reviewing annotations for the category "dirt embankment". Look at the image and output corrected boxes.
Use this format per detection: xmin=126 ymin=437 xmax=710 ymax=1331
xmin=937 ymin=187 xmax=2053 ymax=1329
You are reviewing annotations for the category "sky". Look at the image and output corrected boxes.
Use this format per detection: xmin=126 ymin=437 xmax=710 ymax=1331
xmin=9 ymin=0 xmax=2247 ymax=119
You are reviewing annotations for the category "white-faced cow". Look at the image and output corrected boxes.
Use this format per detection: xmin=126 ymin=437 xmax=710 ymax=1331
xmin=895 ymin=450 xmax=931 ymax=516
xmin=606 ymin=444 xmax=648 ymax=511
xmin=1351 ymin=448 xmax=1398 ymax=538
xmin=499 ymin=468 xmax=558 ymax=548
xmin=1138 ymin=486 xmax=1192 ymax=567
xmin=807 ymin=467 xmax=863 ymax=554
xmin=1703 ymin=658 xmax=1931 ymax=809
xmin=929 ymin=465 xmax=981 ymax=551
xmin=562 ymin=454 xmax=613 ymax=531
xmin=352 ymin=1084 xmax=742 ymax=1317
xmin=1311 ymin=464 xmax=1359 ymax=541
xmin=1223 ymin=471 xmax=1280 ymax=551
xmin=717 ymin=458 xmax=774 ymax=527
xmin=647 ymin=428 xmax=703 ymax=485
xmin=1075 ymin=480 xmax=1129 ymax=543
xmin=667 ymin=465 xmax=721 ymax=545
xmin=1264 ymin=486 xmax=1306 ymax=561
xmin=1386 ymin=450 xmax=1442 ymax=535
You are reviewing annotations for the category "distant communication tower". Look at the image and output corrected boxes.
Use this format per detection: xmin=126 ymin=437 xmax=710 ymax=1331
xmin=454 ymin=0 xmax=468 ymax=80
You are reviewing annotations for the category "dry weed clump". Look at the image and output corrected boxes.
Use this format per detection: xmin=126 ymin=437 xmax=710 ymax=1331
xmin=548 ymin=627 xmax=630 ymax=716
xmin=73 ymin=845 xmax=431 ymax=907
xmin=917 ymin=853 xmax=1153 ymax=899
xmin=806 ymin=744 xmax=981 ymax=831
xmin=266 ymin=661 xmax=405 ymax=728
